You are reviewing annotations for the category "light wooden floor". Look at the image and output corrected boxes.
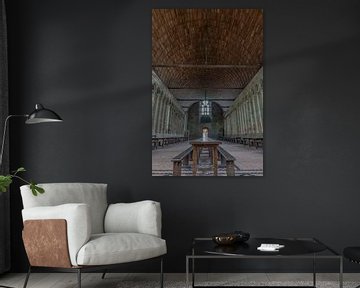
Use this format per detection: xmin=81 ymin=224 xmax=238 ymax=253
xmin=0 ymin=273 xmax=359 ymax=288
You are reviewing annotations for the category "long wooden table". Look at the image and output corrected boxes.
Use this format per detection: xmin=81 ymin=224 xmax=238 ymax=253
xmin=190 ymin=139 xmax=222 ymax=176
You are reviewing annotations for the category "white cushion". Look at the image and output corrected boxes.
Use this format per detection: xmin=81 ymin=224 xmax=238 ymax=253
xmin=76 ymin=233 xmax=167 ymax=266
xmin=20 ymin=183 xmax=108 ymax=234
xmin=104 ymin=201 xmax=162 ymax=237
xmin=22 ymin=204 xmax=91 ymax=266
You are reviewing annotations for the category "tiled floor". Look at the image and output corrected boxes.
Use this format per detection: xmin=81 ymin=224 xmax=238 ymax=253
xmin=152 ymin=140 xmax=263 ymax=176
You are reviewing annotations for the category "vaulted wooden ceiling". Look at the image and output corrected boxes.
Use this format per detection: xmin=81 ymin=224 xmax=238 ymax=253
xmin=152 ymin=9 xmax=263 ymax=112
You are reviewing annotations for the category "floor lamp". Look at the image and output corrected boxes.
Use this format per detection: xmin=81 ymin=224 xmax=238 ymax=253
xmin=0 ymin=103 xmax=62 ymax=288
xmin=0 ymin=103 xmax=63 ymax=167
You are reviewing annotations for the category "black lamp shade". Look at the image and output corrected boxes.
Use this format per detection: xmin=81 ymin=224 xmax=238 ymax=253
xmin=25 ymin=104 xmax=63 ymax=124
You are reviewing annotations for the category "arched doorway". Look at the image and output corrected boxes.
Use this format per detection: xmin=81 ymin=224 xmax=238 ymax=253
xmin=187 ymin=102 xmax=224 ymax=139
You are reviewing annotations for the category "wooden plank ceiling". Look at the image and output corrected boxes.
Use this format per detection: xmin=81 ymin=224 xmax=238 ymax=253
xmin=152 ymin=9 xmax=263 ymax=112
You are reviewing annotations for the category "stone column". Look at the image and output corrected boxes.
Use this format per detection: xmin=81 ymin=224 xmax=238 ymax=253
xmin=153 ymin=89 xmax=161 ymax=135
xmin=172 ymin=107 xmax=176 ymax=136
xmin=174 ymin=111 xmax=178 ymax=136
xmin=250 ymin=92 xmax=259 ymax=134
xmin=178 ymin=112 xmax=182 ymax=136
xmin=151 ymin=88 xmax=156 ymax=134
xmin=232 ymin=110 xmax=236 ymax=137
xmin=183 ymin=112 xmax=188 ymax=136
xmin=228 ymin=117 xmax=231 ymax=137
xmin=247 ymin=95 xmax=254 ymax=134
xmin=174 ymin=111 xmax=177 ymax=136
xmin=229 ymin=116 xmax=232 ymax=137
xmin=240 ymin=102 xmax=246 ymax=135
xmin=243 ymin=100 xmax=248 ymax=134
xmin=152 ymin=85 xmax=156 ymax=111
xmin=247 ymin=98 xmax=254 ymax=135
xmin=158 ymin=93 xmax=166 ymax=136
xmin=260 ymin=89 xmax=263 ymax=118
xmin=232 ymin=110 xmax=235 ymax=137
xmin=156 ymin=93 xmax=163 ymax=136
xmin=237 ymin=104 xmax=241 ymax=135
xmin=168 ymin=105 xmax=172 ymax=135
xmin=224 ymin=117 xmax=227 ymax=136
xmin=233 ymin=111 xmax=237 ymax=137
xmin=255 ymin=88 xmax=263 ymax=133
xmin=228 ymin=112 xmax=232 ymax=137
xmin=224 ymin=118 xmax=228 ymax=136
xmin=179 ymin=111 xmax=183 ymax=136
xmin=162 ymin=97 xmax=169 ymax=135
xmin=165 ymin=103 xmax=170 ymax=135
xmin=236 ymin=106 xmax=241 ymax=136
xmin=228 ymin=116 xmax=231 ymax=137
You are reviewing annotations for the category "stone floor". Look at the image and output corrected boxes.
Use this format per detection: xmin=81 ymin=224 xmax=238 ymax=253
xmin=152 ymin=140 xmax=263 ymax=176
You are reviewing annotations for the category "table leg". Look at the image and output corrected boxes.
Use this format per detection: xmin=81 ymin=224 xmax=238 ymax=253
xmin=339 ymin=256 xmax=343 ymax=288
xmin=313 ymin=254 xmax=316 ymax=287
xmin=192 ymin=257 xmax=195 ymax=288
xmin=186 ymin=257 xmax=189 ymax=288
xmin=213 ymin=146 xmax=218 ymax=176
xmin=192 ymin=147 xmax=197 ymax=176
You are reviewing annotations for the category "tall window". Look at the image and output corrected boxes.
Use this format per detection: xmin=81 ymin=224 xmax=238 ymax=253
xmin=200 ymin=100 xmax=211 ymax=116
xmin=200 ymin=100 xmax=212 ymax=123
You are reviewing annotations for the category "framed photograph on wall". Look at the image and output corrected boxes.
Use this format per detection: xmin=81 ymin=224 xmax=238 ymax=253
xmin=152 ymin=9 xmax=263 ymax=176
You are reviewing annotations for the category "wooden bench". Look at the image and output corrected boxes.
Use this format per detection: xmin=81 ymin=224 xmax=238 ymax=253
xmin=253 ymin=138 xmax=263 ymax=148
xmin=171 ymin=147 xmax=193 ymax=176
xmin=152 ymin=136 xmax=188 ymax=150
xmin=217 ymin=146 xmax=236 ymax=176
xmin=152 ymin=136 xmax=159 ymax=149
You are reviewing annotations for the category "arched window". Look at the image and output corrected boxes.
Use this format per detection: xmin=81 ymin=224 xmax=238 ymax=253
xmin=199 ymin=92 xmax=212 ymax=124
xmin=199 ymin=100 xmax=212 ymax=123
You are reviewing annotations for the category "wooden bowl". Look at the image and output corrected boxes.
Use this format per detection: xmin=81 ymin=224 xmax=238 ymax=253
xmin=212 ymin=234 xmax=237 ymax=245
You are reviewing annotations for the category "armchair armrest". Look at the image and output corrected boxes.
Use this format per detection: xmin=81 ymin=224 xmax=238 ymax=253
xmin=104 ymin=200 xmax=162 ymax=237
xmin=22 ymin=203 xmax=91 ymax=266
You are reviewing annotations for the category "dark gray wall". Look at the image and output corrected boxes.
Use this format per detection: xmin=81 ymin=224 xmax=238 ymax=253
xmin=5 ymin=0 xmax=360 ymax=272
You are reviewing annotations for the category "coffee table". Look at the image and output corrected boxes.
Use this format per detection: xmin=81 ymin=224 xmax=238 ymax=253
xmin=186 ymin=237 xmax=343 ymax=288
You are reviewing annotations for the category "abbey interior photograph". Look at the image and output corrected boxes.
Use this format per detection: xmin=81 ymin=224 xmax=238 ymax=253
xmin=1 ymin=0 xmax=360 ymax=287
xmin=152 ymin=9 xmax=264 ymax=177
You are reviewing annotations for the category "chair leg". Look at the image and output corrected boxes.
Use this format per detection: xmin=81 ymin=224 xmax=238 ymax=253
xmin=77 ymin=268 xmax=81 ymax=288
xmin=101 ymin=270 xmax=107 ymax=279
xmin=160 ymin=257 xmax=164 ymax=288
xmin=23 ymin=266 xmax=31 ymax=288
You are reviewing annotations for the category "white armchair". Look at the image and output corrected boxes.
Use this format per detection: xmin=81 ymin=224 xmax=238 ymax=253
xmin=20 ymin=183 xmax=166 ymax=288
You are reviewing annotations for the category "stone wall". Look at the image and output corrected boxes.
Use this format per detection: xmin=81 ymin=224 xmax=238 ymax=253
xmin=224 ymin=67 xmax=263 ymax=137
xmin=152 ymin=71 xmax=186 ymax=137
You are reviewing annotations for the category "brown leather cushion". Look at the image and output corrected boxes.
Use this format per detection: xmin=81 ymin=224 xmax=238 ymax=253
xmin=23 ymin=219 xmax=72 ymax=268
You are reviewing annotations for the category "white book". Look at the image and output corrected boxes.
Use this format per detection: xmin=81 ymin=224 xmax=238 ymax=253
xmin=257 ymin=243 xmax=285 ymax=251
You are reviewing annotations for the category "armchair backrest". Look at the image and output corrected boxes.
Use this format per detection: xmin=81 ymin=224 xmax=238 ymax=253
xmin=20 ymin=183 xmax=108 ymax=234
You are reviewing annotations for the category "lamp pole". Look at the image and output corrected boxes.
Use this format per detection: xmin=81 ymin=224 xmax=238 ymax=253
xmin=0 ymin=115 xmax=27 ymax=288
xmin=0 ymin=114 xmax=28 ymax=168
